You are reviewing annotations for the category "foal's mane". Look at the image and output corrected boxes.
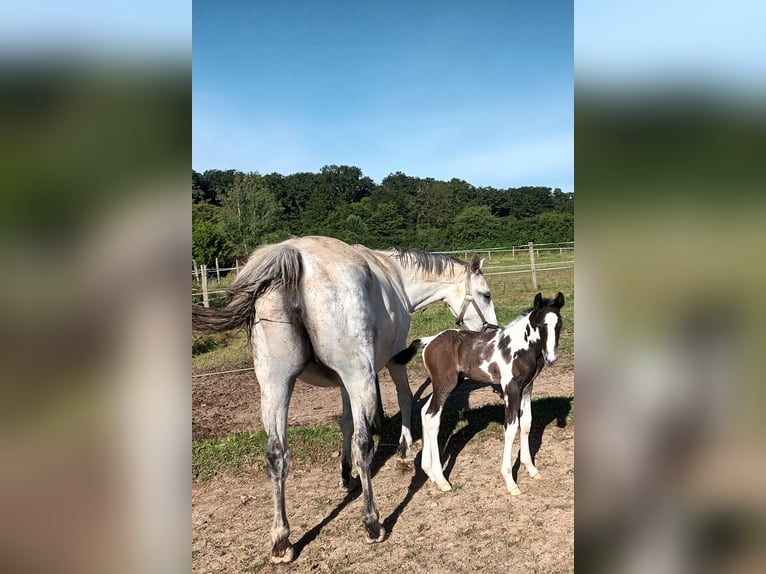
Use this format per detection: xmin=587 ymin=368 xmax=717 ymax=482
xmin=388 ymin=247 xmax=465 ymax=277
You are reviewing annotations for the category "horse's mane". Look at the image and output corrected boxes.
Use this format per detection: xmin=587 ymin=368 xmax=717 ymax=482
xmin=388 ymin=247 xmax=465 ymax=276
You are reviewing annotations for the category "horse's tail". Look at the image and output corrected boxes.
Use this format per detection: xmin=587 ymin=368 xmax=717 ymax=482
xmin=192 ymin=244 xmax=303 ymax=337
xmin=391 ymin=335 xmax=437 ymax=365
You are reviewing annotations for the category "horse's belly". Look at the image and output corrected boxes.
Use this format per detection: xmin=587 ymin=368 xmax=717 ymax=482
xmin=298 ymin=361 xmax=343 ymax=388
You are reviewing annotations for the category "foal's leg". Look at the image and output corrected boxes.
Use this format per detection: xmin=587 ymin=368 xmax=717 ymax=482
xmin=519 ymin=385 xmax=541 ymax=479
xmin=420 ymin=368 xmax=458 ymax=492
xmin=421 ymin=396 xmax=451 ymax=491
xmin=386 ymin=362 xmax=414 ymax=461
xmin=419 ymin=395 xmax=434 ymax=477
xmin=501 ymin=378 xmax=523 ymax=495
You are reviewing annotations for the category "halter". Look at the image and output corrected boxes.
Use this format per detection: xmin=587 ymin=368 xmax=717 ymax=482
xmin=454 ymin=267 xmax=498 ymax=331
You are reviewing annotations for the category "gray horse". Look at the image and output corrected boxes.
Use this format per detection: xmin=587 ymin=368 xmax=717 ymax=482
xmin=192 ymin=236 xmax=496 ymax=562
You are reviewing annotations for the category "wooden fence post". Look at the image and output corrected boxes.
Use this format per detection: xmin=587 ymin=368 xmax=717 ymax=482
xmin=193 ymin=260 xmax=199 ymax=284
xmin=201 ymin=265 xmax=210 ymax=308
xmin=235 ymin=259 xmax=240 ymax=275
xmin=215 ymin=257 xmax=220 ymax=281
xmin=512 ymin=246 xmax=515 ymax=258
xmin=528 ymin=242 xmax=538 ymax=289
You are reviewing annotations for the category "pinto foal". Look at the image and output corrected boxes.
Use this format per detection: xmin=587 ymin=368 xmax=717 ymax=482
xmin=395 ymin=292 xmax=564 ymax=494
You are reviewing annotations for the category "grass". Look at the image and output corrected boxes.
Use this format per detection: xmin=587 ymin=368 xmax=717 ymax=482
xmin=193 ymin=425 xmax=343 ymax=481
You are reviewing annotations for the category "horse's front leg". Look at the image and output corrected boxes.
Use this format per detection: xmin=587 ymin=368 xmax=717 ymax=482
xmin=386 ymin=362 xmax=414 ymax=464
xmin=338 ymin=387 xmax=359 ymax=491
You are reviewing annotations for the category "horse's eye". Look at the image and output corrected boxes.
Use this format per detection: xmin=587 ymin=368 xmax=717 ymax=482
xmin=483 ymin=293 xmax=491 ymax=301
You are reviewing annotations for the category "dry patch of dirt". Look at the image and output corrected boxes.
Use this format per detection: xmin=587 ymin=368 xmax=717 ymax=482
xmin=193 ymin=364 xmax=574 ymax=573
xmin=192 ymin=362 xmax=573 ymax=440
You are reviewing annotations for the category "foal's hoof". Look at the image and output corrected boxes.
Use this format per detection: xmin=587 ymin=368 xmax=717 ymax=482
xmin=509 ymin=486 xmax=522 ymax=496
xmin=436 ymin=481 xmax=452 ymax=492
xmin=530 ymin=471 xmax=542 ymax=480
xmin=394 ymin=458 xmax=415 ymax=473
xmin=364 ymin=525 xmax=387 ymax=544
xmin=270 ymin=543 xmax=295 ymax=564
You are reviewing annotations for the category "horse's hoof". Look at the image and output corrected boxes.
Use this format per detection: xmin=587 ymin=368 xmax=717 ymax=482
xmin=509 ymin=486 xmax=522 ymax=496
xmin=270 ymin=544 xmax=294 ymax=564
xmin=437 ymin=481 xmax=452 ymax=492
xmin=530 ymin=471 xmax=542 ymax=480
xmin=364 ymin=526 xmax=387 ymax=544
xmin=339 ymin=476 xmax=361 ymax=492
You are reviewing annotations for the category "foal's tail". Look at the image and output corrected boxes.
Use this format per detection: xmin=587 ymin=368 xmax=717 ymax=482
xmin=391 ymin=335 xmax=437 ymax=365
xmin=192 ymin=244 xmax=303 ymax=337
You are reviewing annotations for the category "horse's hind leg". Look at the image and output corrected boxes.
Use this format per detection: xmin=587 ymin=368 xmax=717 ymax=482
xmin=341 ymin=368 xmax=386 ymax=543
xmin=253 ymin=297 xmax=309 ymax=563
xmin=386 ymin=362 xmax=414 ymax=465
xmin=338 ymin=387 xmax=358 ymax=491
xmin=259 ymin=368 xmax=300 ymax=562
xmin=519 ymin=385 xmax=540 ymax=479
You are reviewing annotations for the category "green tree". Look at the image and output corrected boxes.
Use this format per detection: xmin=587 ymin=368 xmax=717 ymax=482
xmin=298 ymin=190 xmax=332 ymax=235
xmin=319 ymin=165 xmax=374 ymax=209
xmin=268 ymin=171 xmax=321 ymax=232
xmin=551 ymin=188 xmax=574 ymax=214
xmin=192 ymin=221 xmax=234 ymax=267
xmin=192 ymin=169 xmax=240 ymax=205
xmin=220 ymin=173 xmax=286 ymax=255
xmin=449 ymin=206 xmax=502 ymax=248
xmin=366 ymin=200 xmax=411 ymax=247
xmin=501 ymin=212 xmax=574 ymax=246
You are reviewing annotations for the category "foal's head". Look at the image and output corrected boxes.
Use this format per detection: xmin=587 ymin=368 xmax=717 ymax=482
xmin=528 ymin=292 xmax=565 ymax=366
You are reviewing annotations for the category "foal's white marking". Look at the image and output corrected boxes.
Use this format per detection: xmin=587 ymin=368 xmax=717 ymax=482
xmin=543 ymin=311 xmax=559 ymax=364
xmin=419 ymin=396 xmax=452 ymax=491
xmin=477 ymin=314 xmax=542 ymax=381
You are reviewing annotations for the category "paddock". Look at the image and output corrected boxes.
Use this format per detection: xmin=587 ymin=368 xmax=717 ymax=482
xmin=192 ymin=358 xmax=573 ymax=573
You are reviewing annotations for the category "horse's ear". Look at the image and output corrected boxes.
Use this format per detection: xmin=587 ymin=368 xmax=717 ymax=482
xmin=470 ymin=254 xmax=483 ymax=273
xmin=555 ymin=291 xmax=565 ymax=307
xmin=534 ymin=292 xmax=543 ymax=309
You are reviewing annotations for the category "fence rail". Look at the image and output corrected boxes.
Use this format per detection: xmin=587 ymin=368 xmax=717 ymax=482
xmin=192 ymin=241 xmax=573 ymax=305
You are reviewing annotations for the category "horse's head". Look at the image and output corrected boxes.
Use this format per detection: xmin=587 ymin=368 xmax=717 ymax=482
xmin=529 ymin=291 xmax=565 ymax=366
xmin=450 ymin=255 xmax=498 ymax=332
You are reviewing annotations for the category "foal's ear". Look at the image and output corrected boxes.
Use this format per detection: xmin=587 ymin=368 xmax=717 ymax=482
xmin=470 ymin=254 xmax=484 ymax=273
xmin=533 ymin=292 xmax=543 ymax=309
xmin=555 ymin=291 xmax=565 ymax=307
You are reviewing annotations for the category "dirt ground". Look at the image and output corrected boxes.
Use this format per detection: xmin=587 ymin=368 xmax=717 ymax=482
xmin=192 ymin=363 xmax=574 ymax=573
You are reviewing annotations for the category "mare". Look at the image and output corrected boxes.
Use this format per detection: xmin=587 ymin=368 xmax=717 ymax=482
xmin=393 ymin=292 xmax=564 ymax=494
xmin=192 ymin=236 xmax=496 ymax=562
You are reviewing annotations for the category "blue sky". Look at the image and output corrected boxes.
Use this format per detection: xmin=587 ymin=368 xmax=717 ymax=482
xmin=193 ymin=0 xmax=573 ymax=191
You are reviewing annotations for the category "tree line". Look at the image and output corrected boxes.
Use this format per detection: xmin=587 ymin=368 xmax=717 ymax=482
xmin=192 ymin=165 xmax=573 ymax=267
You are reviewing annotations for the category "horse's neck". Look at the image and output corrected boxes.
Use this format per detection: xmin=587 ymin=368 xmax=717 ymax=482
xmin=402 ymin=268 xmax=465 ymax=311
xmin=370 ymin=249 xmax=465 ymax=312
